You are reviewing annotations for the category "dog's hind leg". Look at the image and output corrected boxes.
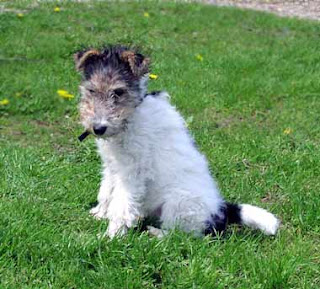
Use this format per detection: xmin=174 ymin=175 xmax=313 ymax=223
xmin=159 ymin=194 xmax=217 ymax=237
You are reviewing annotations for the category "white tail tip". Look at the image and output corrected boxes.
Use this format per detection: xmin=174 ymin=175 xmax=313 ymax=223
xmin=240 ymin=204 xmax=280 ymax=235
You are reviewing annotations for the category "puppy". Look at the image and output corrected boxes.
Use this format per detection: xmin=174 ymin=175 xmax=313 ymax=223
xmin=75 ymin=45 xmax=280 ymax=238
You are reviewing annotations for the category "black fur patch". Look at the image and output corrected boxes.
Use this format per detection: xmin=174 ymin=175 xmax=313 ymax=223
xmin=226 ymin=202 xmax=242 ymax=224
xmin=204 ymin=203 xmax=242 ymax=236
xmin=144 ymin=91 xmax=164 ymax=98
xmin=204 ymin=206 xmax=227 ymax=235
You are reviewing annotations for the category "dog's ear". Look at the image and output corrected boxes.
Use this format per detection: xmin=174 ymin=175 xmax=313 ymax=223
xmin=74 ymin=49 xmax=101 ymax=72
xmin=121 ymin=51 xmax=150 ymax=77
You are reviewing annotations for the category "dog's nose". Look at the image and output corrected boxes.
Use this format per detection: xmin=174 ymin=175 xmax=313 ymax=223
xmin=93 ymin=125 xmax=107 ymax=136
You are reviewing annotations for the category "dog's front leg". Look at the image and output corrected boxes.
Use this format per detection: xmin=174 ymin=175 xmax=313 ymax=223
xmin=90 ymin=166 xmax=114 ymax=219
xmin=105 ymin=172 xmax=145 ymax=238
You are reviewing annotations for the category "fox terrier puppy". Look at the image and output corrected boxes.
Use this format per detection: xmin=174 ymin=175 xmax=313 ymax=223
xmin=74 ymin=45 xmax=280 ymax=238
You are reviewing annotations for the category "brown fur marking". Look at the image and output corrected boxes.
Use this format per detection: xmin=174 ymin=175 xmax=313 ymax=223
xmin=75 ymin=49 xmax=100 ymax=71
xmin=121 ymin=51 xmax=150 ymax=77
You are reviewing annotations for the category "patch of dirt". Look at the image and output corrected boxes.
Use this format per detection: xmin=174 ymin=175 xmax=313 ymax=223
xmin=204 ymin=0 xmax=320 ymax=21
xmin=2 ymin=0 xmax=318 ymax=20
xmin=0 ymin=7 xmax=28 ymax=14
xmin=0 ymin=1 xmax=39 ymax=14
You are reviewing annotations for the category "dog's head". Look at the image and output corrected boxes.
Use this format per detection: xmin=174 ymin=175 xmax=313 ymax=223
xmin=75 ymin=45 xmax=150 ymax=138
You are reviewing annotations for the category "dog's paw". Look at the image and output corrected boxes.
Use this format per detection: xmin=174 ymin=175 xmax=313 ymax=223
xmin=90 ymin=204 xmax=108 ymax=220
xmin=147 ymin=226 xmax=168 ymax=239
xmin=105 ymin=221 xmax=128 ymax=239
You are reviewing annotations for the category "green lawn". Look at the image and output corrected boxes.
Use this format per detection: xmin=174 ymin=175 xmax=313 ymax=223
xmin=1 ymin=1 xmax=320 ymax=288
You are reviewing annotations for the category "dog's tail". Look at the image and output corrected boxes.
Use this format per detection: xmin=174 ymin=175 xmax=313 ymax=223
xmin=226 ymin=203 xmax=280 ymax=235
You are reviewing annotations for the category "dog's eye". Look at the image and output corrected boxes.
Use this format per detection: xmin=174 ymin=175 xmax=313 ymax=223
xmin=113 ymin=88 xmax=125 ymax=97
xmin=88 ymin=89 xmax=95 ymax=94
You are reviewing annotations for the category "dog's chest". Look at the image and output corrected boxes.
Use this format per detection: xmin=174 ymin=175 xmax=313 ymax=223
xmin=97 ymin=132 xmax=154 ymax=174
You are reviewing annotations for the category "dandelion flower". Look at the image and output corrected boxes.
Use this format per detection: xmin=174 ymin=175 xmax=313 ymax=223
xmin=283 ymin=128 xmax=292 ymax=135
xmin=57 ymin=90 xmax=74 ymax=99
xmin=0 ymin=99 xmax=9 ymax=106
xmin=149 ymin=74 xmax=158 ymax=80
xmin=17 ymin=13 xmax=24 ymax=18
xmin=144 ymin=12 xmax=150 ymax=18
xmin=195 ymin=54 xmax=203 ymax=62
xmin=54 ymin=7 xmax=61 ymax=12
xmin=15 ymin=92 xmax=23 ymax=97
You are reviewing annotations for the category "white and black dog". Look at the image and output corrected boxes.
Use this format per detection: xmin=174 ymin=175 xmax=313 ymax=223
xmin=75 ymin=45 xmax=280 ymax=238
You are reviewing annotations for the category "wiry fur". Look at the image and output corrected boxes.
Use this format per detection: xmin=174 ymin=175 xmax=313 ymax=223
xmin=75 ymin=45 xmax=280 ymax=238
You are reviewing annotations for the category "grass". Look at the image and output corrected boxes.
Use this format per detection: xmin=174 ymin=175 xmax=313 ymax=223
xmin=1 ymin=1 xmax=320 ymax=288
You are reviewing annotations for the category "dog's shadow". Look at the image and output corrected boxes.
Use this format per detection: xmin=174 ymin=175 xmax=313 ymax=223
xmin=134 ymin=216 xmax=163 ymax=233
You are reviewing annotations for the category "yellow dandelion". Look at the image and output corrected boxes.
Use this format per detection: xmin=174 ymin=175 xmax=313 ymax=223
xmin=149 ymin=73 xmax=158 ymax=80
xmin=54 ymin=7 xmax=61 ymax=12
xmin=15 ymin=92 xmax=23 ymax=97
xmin=144 ymin=12 xmax=150 ymax=18
xmin=17 ymin=13 xmax=24 ymax=18
xmin=283 ymin=128 xmax=292 ymax=135
xmin=57 ymin=90 xmax=74 ymax=99
xmin=0 ymin=98 xmax=9 ymax=106
xmin=195 ymin=54 xmax=204 ymax=62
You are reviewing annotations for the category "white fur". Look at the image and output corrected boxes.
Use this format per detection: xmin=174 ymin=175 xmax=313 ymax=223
xmin=91 ymin=91 xmax=279 ymax=238
xmin=239 ymin=204 xmax=280 ymax=235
